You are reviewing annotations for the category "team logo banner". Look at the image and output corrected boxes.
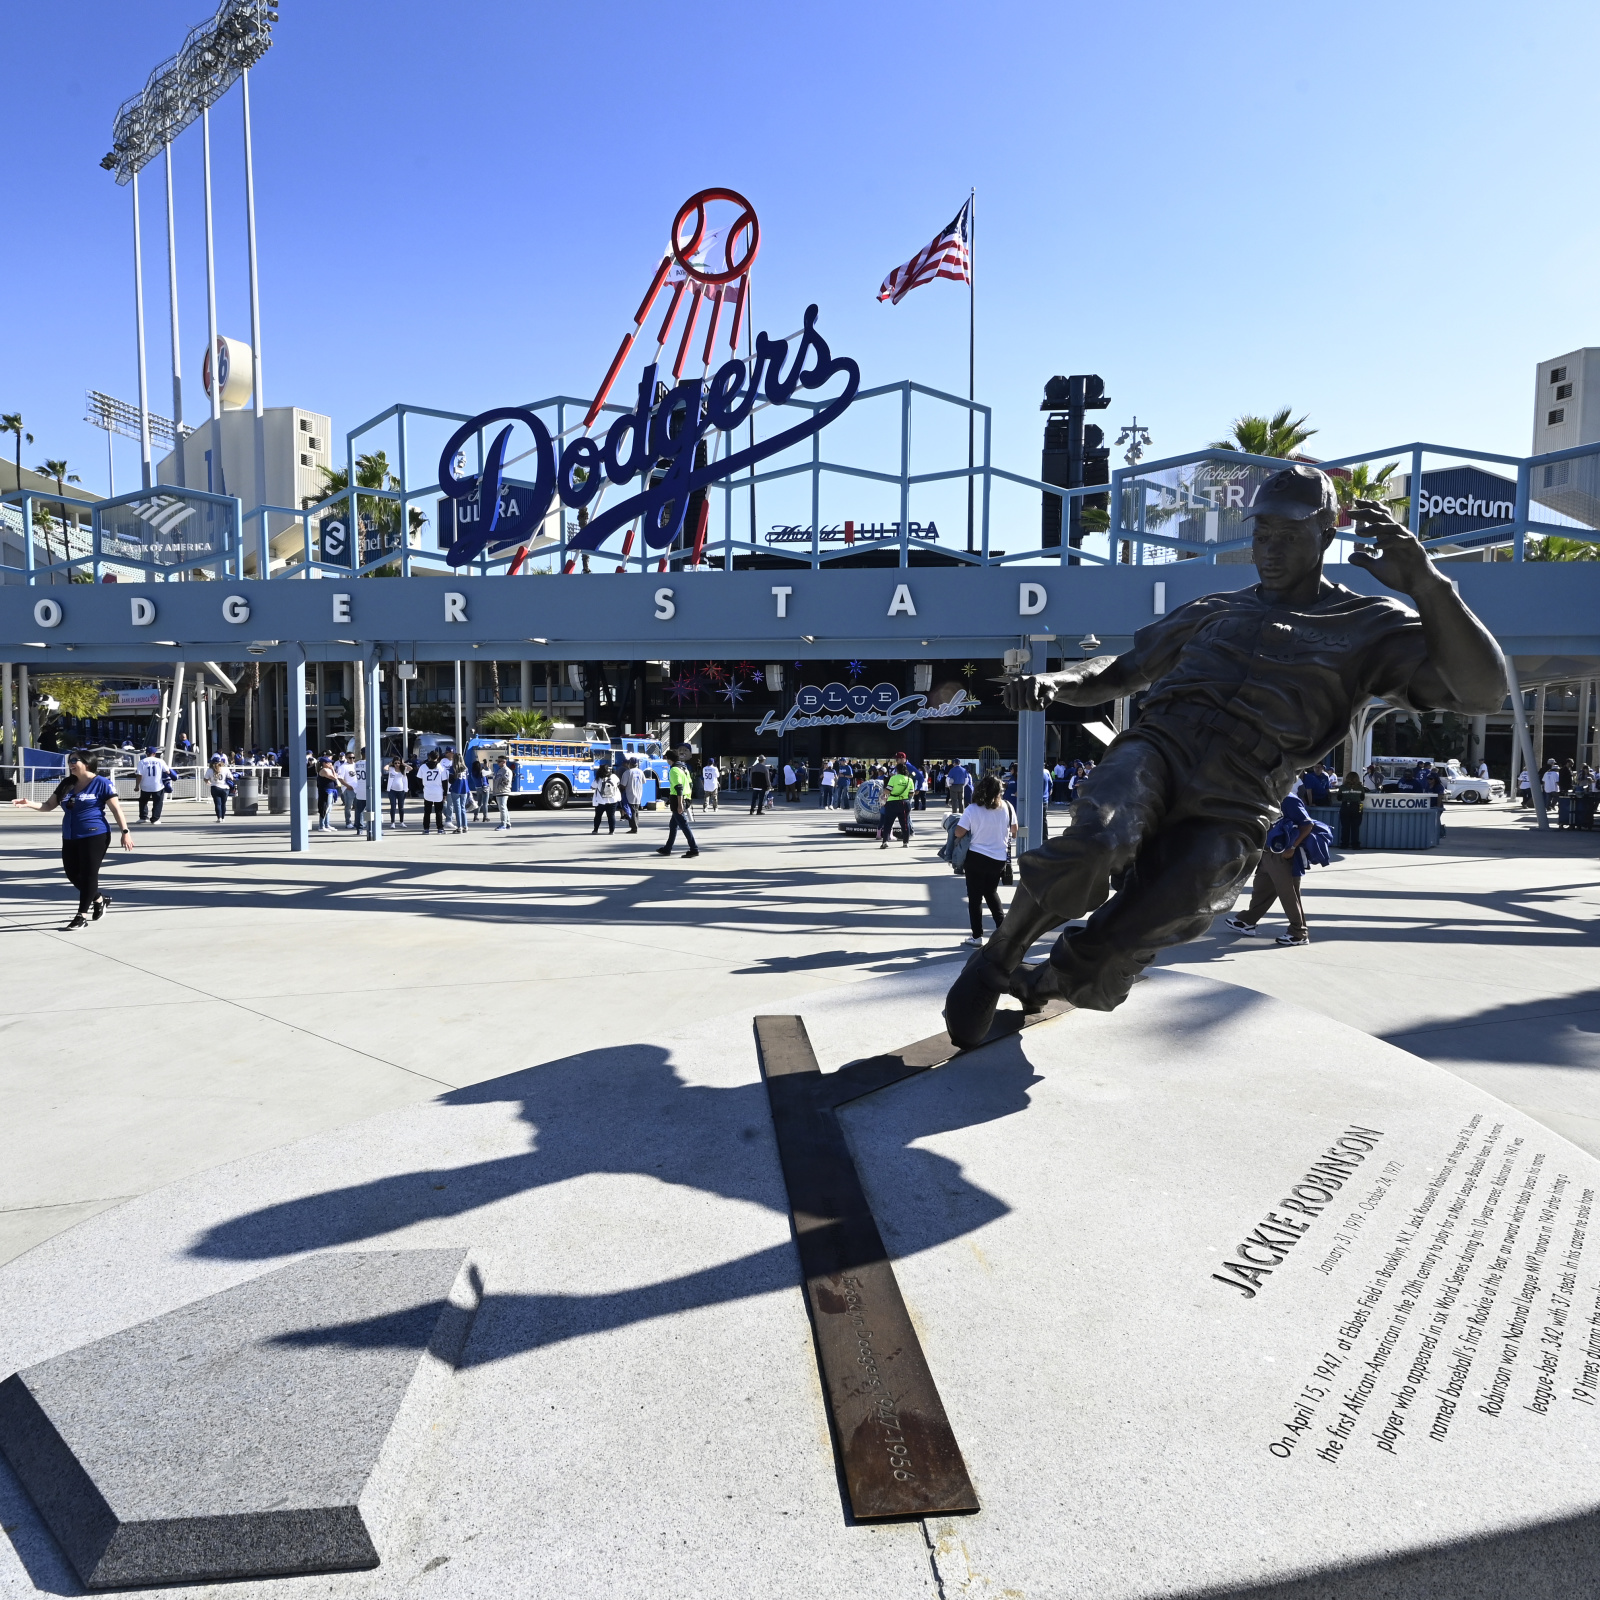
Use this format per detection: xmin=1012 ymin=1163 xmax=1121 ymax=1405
xmin=437 ymin=190 xmax=860 ymax=569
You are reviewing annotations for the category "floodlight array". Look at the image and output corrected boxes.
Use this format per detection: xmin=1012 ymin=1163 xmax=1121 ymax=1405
xmin=100 ymin=0 xmax=278 ymax=185
xmin=85 ymin=390 xmax=189 ymax=446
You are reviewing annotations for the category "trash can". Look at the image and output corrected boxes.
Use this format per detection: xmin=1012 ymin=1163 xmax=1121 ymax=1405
xmin=233 ymin=773 xmax=260 ymax=816
xmin=1557 ymin=794 xmax=1599 ymax=830
xmin=267 ymin=777 xmax=290 ymax=815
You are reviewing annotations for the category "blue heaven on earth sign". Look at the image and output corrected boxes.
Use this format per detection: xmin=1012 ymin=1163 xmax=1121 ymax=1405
xmin=755 ymin=682 xmax=981 ymax=738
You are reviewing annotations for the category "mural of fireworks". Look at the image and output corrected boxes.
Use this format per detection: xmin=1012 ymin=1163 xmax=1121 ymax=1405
xmin=719 ymin=678 xmax=748 ymax=706
xmin=736 ymin=661 xmax=755 ymax=676
xmin=750 ymin=669 xmax=765 ymax=684
xmin=847 ymin=660 xmax=865 ymax=679
xmin=667 ymin=673 xmax=699 ymax=706
xmin=702 ymin=662 xmax=727 ymax=684
xmin=961 ymin=662 xmax=977 ymax=678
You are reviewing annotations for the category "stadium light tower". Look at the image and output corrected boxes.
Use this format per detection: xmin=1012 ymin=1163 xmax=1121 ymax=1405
xmin=100 ymin=0 xmax=278 ymax=492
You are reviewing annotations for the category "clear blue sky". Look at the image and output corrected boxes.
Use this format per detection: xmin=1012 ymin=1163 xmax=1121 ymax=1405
xmin=4 ymin=0 xmax=1597 ymax=511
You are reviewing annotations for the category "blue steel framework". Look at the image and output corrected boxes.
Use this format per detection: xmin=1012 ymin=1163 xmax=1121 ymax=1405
xmin=5 ymin=379 xmax=1598 ymax=855
xmin=7 ymin=373 xmax=1600 ymax=585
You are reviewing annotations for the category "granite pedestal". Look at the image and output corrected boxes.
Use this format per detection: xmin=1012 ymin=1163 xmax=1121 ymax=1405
xmin=0 ymin=1251 xmax=477 ymax=1589
xmin=3 ymin=967 xmax=1599 ymax=1598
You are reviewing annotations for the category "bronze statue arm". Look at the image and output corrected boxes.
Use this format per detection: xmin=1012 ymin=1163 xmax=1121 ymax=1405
xmin=1348 ymin=500 xmax=1507 ymax=715
xmin=1002 ymin=652 xmax=1151 ymax=712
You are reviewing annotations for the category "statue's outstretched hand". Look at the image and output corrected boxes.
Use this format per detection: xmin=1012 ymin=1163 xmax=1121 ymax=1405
xmin=1348 ymin=499 xmax=1437 ymax=595
xmin=1002 ymin=673 xmax=1056 ymax=712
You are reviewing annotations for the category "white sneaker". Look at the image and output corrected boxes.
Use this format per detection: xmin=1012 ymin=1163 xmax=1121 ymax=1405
xmin=963 ymin=936 xmax=984 ymax=947
xmin=1224 ymin=916 xmax=1257 ymax=934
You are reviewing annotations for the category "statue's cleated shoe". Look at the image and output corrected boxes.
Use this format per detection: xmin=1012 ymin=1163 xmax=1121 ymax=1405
xmin=943 ymin=948 xmax=1012 ymax=1049
xmin=1010 ymin=959 xmax=1068 ymax=1015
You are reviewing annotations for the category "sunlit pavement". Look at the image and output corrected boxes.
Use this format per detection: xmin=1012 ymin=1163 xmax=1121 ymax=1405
xmin=1159 ymin=802 xmax=1600 ymax=1157
xmin=0 ymin=794 xmax=968 ymax=1263
xmin=0 ymin=794 xmax=1593 ymax=1264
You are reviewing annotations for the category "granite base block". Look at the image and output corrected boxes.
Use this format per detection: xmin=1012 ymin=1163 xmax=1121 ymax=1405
xmin=0 ymin=1248 xmax=476 ymax=1590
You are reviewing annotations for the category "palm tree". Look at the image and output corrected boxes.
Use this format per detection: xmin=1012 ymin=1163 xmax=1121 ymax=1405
xmin=31 ymin=503 xmax=57 ymax=561
xmin=1211 ymin=408 xmax=1317 ymax=457
xmin=310 ymin=450 xmax=427 ymax=566
xmin=1333 ymin=461 xmax=1407 ymax=521
xmin=477 ymin=708 xmax=555 ymax=739
xmin=1527 ymin=534 xmax=1600 ymax=562
xmin=37 ymin=458 xmax=81 ymax=568
xmin=2 ymin=412 xmax=31 ymax=506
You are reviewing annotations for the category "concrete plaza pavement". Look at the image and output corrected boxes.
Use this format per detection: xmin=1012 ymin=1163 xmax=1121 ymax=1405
xmin=0 ymin=791 xmax=1595 ymax=1267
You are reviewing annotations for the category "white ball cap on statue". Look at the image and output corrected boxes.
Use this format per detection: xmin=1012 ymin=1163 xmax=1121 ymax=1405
xmin=201 ymin=336 xmax=254 ymax=410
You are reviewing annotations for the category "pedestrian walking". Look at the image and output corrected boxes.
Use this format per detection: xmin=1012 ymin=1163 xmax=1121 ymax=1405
xmin=1518 ymin=767 xmax=1532 ymax=807
xmin=1336 ymin=770 xmax=1365 ymax=849
xmin=819 ymin=760 xmax=837 ymax=808
xmin=134 ymin=745 xmax=172 ymax=825
xmin=592 ymin=763 xmax=621 ymax=834
xmin=12 ymin=753 xmax=132 ymax=929
xmin=351 ymin=754 xmax=368 ymax=834
xmin=470 ymin=755 xmax=490 ymax=821
xmin=491 ymin=754 xmax=514 ymax=829
xmin=702 ymin=758 xmax=720 ymax=811
xmin=418 ymin=752 xmax=448 ymax=835
xmin=878 ymin=761 xmax=916 ymax=848
xmin=953 ymin=773 xmax=1017 ymax=946
xmin=946 ymin=759 xmax=972 ymax=811
xmin=207 ymin=754 xmax=235 ymax=822
xmin=896 ymin=752 xmax=926 ymax=811
xmin=783 ymin=760 xmax=798 ymax=802
xmin=314 ymin=754 xmax=345 ymax=832
xmin=749 ymin=756 xmax=771 ymax=814
xmin=1225 ymin=792 xmax=1330 ymax=946
xmin=385 ymin=757 xmax=410 ymax=827
xmin=836 ymin=759 xmax=853 ymax=806
xmin=656 ymin=748 xmax=700 ymax=858
xmin=1542 ymin=761 xmax=1561 ymax=807
xmin=619 ymin=756 xmax=645 ymax=833
xmin=334 ymin=753 xmax=357 ymax=828
xmin=448 ymin=757 xmax=471 ymax=833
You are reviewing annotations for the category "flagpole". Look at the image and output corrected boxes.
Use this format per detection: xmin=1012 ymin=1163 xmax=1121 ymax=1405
xmin=966 ymin=187 xmax=975 ymax=554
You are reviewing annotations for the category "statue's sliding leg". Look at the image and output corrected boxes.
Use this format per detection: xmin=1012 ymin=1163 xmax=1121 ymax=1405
xmin=944 ymin=741 xmax=1170 ymax=1047
xmin=1013 ymin=815 xmax=1261 ymax=1015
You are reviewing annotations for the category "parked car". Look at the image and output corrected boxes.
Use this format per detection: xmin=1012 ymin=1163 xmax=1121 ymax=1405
xmin=1366 ymin=756 xmax=1503 ymax=803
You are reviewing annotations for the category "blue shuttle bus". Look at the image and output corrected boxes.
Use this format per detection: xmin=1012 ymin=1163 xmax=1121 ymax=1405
xmin=463 ymin=728 xmax=669 ymax=810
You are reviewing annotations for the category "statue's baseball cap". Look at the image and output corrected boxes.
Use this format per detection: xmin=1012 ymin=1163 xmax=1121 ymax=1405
xmin=1245 ymin=463 xmax=1337 ymax=524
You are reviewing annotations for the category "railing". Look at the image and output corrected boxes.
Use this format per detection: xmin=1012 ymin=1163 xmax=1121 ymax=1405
xmin=8 ymin=379 xmax=1599 ymax=582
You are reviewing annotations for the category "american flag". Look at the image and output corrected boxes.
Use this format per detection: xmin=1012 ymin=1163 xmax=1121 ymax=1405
xmin=877 ymin=199 xmax=972 ymax=305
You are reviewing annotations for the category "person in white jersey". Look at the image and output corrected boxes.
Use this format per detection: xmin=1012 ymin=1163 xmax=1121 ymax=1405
xmin=134 ymin=745 xmax=172 ymax=825
xmin=953 ymin=772 xmax=1017 ymax=947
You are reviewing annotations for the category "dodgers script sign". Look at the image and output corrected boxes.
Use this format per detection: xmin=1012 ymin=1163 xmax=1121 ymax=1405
xmin=437 ymin=190 xmax=860 ymax=568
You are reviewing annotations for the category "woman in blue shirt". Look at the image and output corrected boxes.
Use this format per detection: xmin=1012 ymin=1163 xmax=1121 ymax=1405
xmin=12 ymin=753 xmax=132 ymax=928
xmin=448 ymin=756 xmax=471 ymax=833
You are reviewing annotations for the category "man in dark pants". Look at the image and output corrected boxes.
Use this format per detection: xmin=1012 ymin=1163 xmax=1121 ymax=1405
xmin=944 ymin=465 xmax=1508 ymax=1047
xmin=656 ymin=748 xmax=700 ymax=858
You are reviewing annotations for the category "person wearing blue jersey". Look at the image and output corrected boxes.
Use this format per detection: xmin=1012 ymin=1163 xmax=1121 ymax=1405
xmin=12 ymin=753 xmax=132 ymax=929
